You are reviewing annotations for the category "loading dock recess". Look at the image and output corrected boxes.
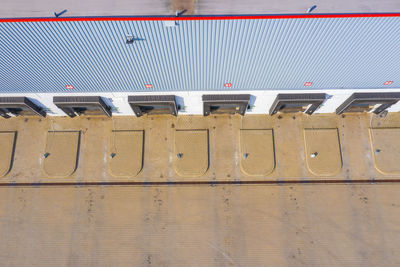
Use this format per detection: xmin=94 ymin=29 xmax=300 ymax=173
xmin=336 ymin=92 xmax=400 ymax=114
xmin=128 ymin=95 xmax=178 ymax=116
xmin=269 ymin=93 xmax=326 ymax=115
xmin=53 ymin=96 xmax=112 ymax=117
xmin=202 ymin=94 xmax=250 ymax=116
xmin=0 ymin=97 xmax=46 ymax=118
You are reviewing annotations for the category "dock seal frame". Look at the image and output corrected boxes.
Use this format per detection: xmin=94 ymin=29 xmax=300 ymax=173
xmin=336 ymin=92 xmax=400 ymax=115
xmin=53 ymin=96 xmax=112 ymax=117
xmin=0 ymin=97 xmax=46 ymax=118
xmin=128 ymin=95 xmax=178 ymax=117
xmin=269 ymin=93 xmax=327 ymax=115
xmin=202 ymin=94 xmax=250 ymax=116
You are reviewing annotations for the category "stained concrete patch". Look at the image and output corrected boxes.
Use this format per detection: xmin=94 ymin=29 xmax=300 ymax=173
xmin=0 ymin=131 xmax=16 ymax=177
xmin=304 ymin=128 xmax=342 ymax=176
xmin=370 ymin=128 xmax=400 ymax=175
xmin=108 ymin=130 xmax=144 ymax=178
xmin=240 ymin=129 xmax=275 ymax=176
xmin=174 ymin=129 xmax=209 ymax=177
xmin=43 ymin=131 xmax=80 ymax=177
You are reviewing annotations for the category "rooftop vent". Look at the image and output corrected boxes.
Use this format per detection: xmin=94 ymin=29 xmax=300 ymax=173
xmin=126 ymin=35 xmax=135 ymax=44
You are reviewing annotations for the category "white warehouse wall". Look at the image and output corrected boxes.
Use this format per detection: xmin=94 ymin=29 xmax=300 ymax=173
xmin=2 ymin=88 xmax=400 ymax=116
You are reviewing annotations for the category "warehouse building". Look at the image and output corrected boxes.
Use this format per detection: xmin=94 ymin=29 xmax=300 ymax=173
xmin=1 ymin=1 xmax=400 ymax=266
xmin=1 ymin=5 xmax=400 ymax=118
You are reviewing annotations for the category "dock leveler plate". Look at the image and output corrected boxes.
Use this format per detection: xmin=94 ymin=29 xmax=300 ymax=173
xmin=0 ymin=131 xmax=17 ymax=177
xmin=42 ymin=131 xmax=81 ymax=177
xmin=304 ymin=128 xmax=342 ymax=176
xmin=174 ymin=129 xmax=209 ymax=177
xmin=370 ymin=127 xmax=400 ymax=175
xmin=108 ymin=130 xmax=144 ymax=177
xmin=240 ymin=129 xmax=275 ymax=176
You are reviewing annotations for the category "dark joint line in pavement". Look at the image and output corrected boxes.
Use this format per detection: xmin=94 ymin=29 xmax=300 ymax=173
xmin=0 ymin=179 xmax=399 ymax=187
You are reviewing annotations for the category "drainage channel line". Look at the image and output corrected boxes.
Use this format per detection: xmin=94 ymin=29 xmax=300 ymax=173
xmin=1 ymin=179 xmax=400 ymax=187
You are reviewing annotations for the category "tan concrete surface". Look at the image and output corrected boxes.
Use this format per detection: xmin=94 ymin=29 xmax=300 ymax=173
xmin=0 ymin=112 xmax=399 ymax=183
xmin=304 ymin=128 xmax=342 ymax=176
xmin=240 ymin=129 xmax=275 ymax=176
xmin=0 ymin=113 xmax=400 ymax=265
xmin=0 ymin=184 xmax=400 ymax=266
xmin=43 ymin=131 xmax=80 ymax=178
xmin=108 ymin=130 xmax=144 ymax=178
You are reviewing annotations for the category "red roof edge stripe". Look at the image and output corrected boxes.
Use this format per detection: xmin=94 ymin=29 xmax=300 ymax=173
xmin=1 ymin=13 xmax=400 ymax=22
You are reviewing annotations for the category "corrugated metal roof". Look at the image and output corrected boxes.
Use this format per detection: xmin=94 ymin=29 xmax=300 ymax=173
xmin=0 ymin=17 xmax=399 ymax=93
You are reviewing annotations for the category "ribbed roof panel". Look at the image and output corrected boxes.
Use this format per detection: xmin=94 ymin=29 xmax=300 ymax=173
xmin=0 ymin=17 xmax=399 ymax=93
